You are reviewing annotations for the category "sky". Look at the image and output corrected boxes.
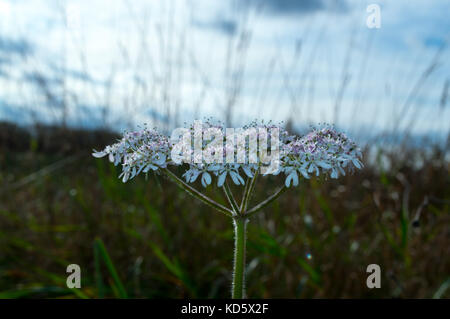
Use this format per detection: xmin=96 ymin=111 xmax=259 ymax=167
xmin=0 ymin=0 xmax=449 ymax=144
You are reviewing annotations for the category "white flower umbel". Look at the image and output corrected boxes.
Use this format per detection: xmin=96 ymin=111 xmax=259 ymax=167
xmin=93 ymin=119 xmax=363 ymax=298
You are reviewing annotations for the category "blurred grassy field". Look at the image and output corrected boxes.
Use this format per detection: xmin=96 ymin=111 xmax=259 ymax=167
xmin=0 ymin=124 xmax=449 ymax=298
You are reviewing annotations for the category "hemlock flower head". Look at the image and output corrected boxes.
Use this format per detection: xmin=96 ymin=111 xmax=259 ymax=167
xmin=92 ymin=120 xmax=363 ymax=187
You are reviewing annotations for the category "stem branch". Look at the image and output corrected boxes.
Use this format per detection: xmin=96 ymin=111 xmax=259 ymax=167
xmin=240 ymin=170 xmax=259 ymax=212
xmin=164 ymin=168 xmax=234 ymax=217
xmin=245 ymin=186 xmax=287 ymax=218
xmin=223 ymin=182 xmax=240 ymax=215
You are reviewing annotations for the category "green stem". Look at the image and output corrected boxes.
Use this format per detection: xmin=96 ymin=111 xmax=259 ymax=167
xmin=240 ymin=170 xmax=259 ymax=212
xmin=245 ymin=186 xmax=286 ymax=218
xmin=232 ymin=216 xmax=248 ymax=299
xmin=163 ymin=168 xmax=234 ymax=217
xmin=223 ymin=182 xmax=240 ymax=215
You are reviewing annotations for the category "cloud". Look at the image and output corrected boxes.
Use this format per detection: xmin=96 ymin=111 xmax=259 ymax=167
xmin=423 ymin=36 xmax=446 ymax=49
xmin=240 ymin=0 xmax=348 ymax=15
xmin=192 ymin=17 xmax=237 ymax=36
xmin=0 ymin=37 xmax=33 ymax=57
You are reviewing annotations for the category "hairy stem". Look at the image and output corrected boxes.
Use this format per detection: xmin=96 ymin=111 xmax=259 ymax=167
xmin=163 ymin=168 xmax=234 ymax=217
xmin=223 ymin=182 xmax=240 ymax=215
xmin=232 ymin=216 xmax=247 ymax=299
xmin=245 ymin=186 xmax=287 ymax=218
xmin=240 ymin=170 xmax=259 ymax=212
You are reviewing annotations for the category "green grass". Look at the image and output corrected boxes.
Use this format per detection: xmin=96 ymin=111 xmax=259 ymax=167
xmin=0 ymin=146 xmax=449 ymax=298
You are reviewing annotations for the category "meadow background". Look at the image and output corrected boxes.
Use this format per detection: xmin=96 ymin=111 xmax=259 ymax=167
xmin=0 ymin=0 xmax=449 ymax=298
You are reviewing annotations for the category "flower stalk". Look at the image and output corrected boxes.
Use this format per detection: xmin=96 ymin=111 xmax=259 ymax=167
xmin=164 ymin=168 xmax=233 ymax=217
xmin=232 ymin=216 xmax=248 ymax=299
xmin=223 ymin=181 xmax=240 ymax=215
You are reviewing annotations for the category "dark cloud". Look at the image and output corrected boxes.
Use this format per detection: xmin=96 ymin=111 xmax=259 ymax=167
xmin=192 ymin=18 xmax=237 ymax=36
xmin=213 ymin=19 xmax=238 ymax=35
xmin=424 ymin=36 xmax=445 ymax=49
xmin=240 ymin=0 xmax=348 ymax=15
xmin=23 ymin=71 xmax=62 ymax=87
xmin=192 ymin=1 xmax=347 ymax=35
xmin=148 ymin=108 xmax=170 ymax=124
xmin=0 ymin=100 xmax=25 ymax=123
xmin=0 ymin=37 xmax=33 ymax=57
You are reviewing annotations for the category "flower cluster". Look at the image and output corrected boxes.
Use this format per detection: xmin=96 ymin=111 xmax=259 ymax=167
xmin=93 ymin=125 xmax=171 ymax=182
xmin=278 ymin=126 xmax=363 ymax=187
xmin=93 ymin=120 xmax=363 ymax=187
xmin=170 ymin=119 xmax=293 ymax=187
